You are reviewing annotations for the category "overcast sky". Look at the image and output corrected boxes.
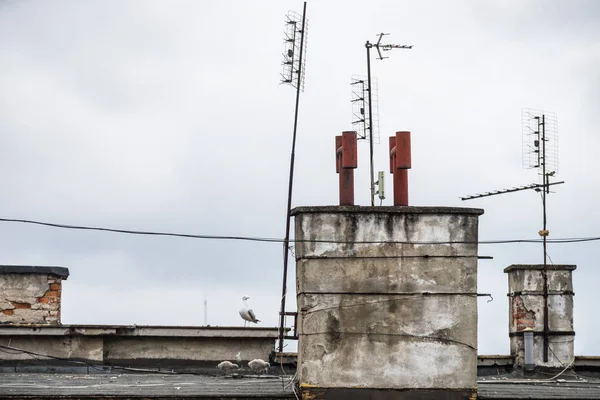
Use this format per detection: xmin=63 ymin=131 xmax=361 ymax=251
xmin=0 ymin=0 xmax=598 ymax=356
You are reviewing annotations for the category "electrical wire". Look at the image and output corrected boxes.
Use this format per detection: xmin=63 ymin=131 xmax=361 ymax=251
xmin=300 ymin=293 xmax=493 ymax=316
xmin=0 ymin=218 xmax=282 ymax=243
xmin=299 ymin=331 xmax=476 ymax=350
xmin=0 ymin=343 xmax=184 ymax=375
xmin=1 ymin=217 xmax=600 ymax=245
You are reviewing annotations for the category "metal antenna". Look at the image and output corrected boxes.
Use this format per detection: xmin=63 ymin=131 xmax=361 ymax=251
xmin=462 ymin=109 xmax=561 ymax=363
xmin=364 ymin=33 xmax=412 ymax=206
xmin=278 ymin=2 xmax=307 ymax=354
xmin=351 ymin=75 xmax=379 ymax=142
xmin=280 ymin=7 xmax=308 ymax=92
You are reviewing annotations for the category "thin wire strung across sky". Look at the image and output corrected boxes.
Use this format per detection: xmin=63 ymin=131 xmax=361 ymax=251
xmin=0 ymin=217 xmax=599 ymax=245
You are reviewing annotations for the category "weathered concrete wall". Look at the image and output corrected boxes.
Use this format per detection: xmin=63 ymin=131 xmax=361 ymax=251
xmin=292 ymin=206 xmax=484 ymax=391
xmin=105 ymin=337 xmax=272 ymax=362
xmin=505 ymin=264 xmax=576 ymax=369
xmin=0 ymin=266 xmax=69 ymax=325
xmin=0 ymin=326 xmax=280 ymax=365
xmin=0 ymin=336 xmax=104 ymax=361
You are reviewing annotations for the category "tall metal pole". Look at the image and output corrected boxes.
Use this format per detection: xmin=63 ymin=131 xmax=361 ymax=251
xmin=278 ymin=1 xmax=307 ymax=353
xmin=365 ymin=41 xmax=375 ymax=206
xmin=541 ymin=114 xmax=549 ymax=362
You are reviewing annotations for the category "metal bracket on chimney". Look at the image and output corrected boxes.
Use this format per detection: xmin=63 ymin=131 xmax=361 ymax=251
xmin=335 ymin=131 xmax=358 ymax=205
xmin=280 ymin=311 xmax=298 ymax=340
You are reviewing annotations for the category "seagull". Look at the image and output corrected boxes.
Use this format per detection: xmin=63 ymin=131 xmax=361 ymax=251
xmin=235 ymin=352 xmax=242 ymax=364
xmin=217 ymin=360 xmax=238 ymax=375
xmin=239 ymin=296 xmax=260 ymax=327
xmin=248 ymin=359 xmax=270 ymax=375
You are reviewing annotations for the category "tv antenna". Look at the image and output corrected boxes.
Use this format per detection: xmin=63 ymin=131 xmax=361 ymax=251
xmin=364 ymin=33 xmax=412 ymax=205
xmin=278 ymin=2 xmax=308 ymax=354
xmin=351 ymin=75 xmax=379 ymax=143
xmin=461 ymin=109 xmax=563 ymax=363
xmin=280 ymin=8 xmax=308 ymax=91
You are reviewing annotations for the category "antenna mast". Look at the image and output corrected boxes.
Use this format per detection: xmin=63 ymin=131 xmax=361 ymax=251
xmin=278 ymin=2 xmax=308 ymax=354
xmin=462 ymin=109 xmax=560 ymax=363
xmin=364 ymin=33 xmax=412 ymax=205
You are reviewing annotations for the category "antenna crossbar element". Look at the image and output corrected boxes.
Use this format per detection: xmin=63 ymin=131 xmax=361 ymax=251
xmin=280 ymin=10 xmax=308 ymax=91
xmin=369 ymin=33 xmax=413 ymax=60
xmin=351 ymin=75 xmax=378 ymax=142
xmin=460 ymin=181 xmax=565 ymax=201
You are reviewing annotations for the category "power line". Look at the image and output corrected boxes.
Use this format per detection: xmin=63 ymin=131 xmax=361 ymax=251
xmin=0 ymin=217 xmax=282 ymax=243
xmin=1 ymin=217 xmax=599 ymax=245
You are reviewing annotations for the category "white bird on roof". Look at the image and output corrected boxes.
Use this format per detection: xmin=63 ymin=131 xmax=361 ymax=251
xmin=217 ymin=360 xmax=238 ymax=375
xmin=235 ymin=351 xmax=242 ymax=364
xmin=239 ymin=296 xmax=260 ymax=327
xmin=248 ymin=359 xmax=270 ymax=374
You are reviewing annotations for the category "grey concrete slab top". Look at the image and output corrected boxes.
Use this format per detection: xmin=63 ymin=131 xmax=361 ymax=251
xmin=291 ymin=205 xmax=484 ymax=216
xmin=0 ymin=265 xmax=69 ymax=278
xmin=504 ymin=264 xmax=577 ymax=272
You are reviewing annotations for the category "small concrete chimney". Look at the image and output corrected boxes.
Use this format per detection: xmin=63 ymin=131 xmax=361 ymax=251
xmin=292 ymin=206 xmax=483 ymax=399
xmin=0 ymin=266 xmax=69 ymax=325
xmin=505 ymin=264 xmax=575 ymax=369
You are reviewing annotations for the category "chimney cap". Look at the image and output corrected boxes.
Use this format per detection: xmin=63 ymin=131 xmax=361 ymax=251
xmin=291 ymin=205 xmax=484 ymax=217
xmin=0 ymin=265 xmax=69 ymax=279
xmin=504 ymin=264 xmax=576 ymax=273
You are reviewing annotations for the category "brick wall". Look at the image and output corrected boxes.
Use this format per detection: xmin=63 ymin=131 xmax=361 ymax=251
xmin=0 ymin=267 xmax=69 ymax=325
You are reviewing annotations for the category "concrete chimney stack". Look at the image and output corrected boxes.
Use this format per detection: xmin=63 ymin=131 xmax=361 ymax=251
xmin=292 ymin=206 xmax=483 ymax=399
xmin=505 ymin=264 xmax=576 ymax=369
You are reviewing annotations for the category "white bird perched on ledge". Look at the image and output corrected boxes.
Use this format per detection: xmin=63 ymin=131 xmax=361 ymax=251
xmin=239 ymin=296 xmax=260 ymax=326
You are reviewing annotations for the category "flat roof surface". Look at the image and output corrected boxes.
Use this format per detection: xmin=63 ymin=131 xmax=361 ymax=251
xmin=478 ymin=379 xmax=600 ymax=399
xmin=0 ymin=373 xmax=296 ymax=399
xmin=1 ymin=373 xmax=599 ymax=399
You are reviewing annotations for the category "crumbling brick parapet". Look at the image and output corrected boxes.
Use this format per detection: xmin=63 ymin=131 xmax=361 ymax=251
xmin=0 ymin=267 xmax=69 ymax=325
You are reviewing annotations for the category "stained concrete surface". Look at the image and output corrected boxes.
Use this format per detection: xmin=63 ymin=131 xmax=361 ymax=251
xmin=0 ymin=373 xmax=296 ymax=399
xmin=293 ymin=207 xmax=483 ymax=390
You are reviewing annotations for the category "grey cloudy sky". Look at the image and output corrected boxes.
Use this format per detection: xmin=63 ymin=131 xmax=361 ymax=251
xmin=0 ymin=0 xmax=598 ymax=356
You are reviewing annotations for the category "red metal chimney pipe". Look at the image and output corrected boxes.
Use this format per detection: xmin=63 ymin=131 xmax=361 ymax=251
xmin=335 ymin=131 xmax=358 ymax=205
xmin=389 ymin=131 xmax=411 ymax=206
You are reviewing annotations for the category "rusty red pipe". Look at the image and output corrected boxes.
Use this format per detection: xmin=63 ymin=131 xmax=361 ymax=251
xmin=335 ymin=131 xmax=358 ymax=205
xmin=389 ymin=131 xmax=411 ymax=206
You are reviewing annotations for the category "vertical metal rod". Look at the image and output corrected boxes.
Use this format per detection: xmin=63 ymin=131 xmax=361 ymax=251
xmin=278 ymin=1 xmax=307 ymax=353
xmin=366 ymin=41 xmax=375 ymax=206
xmin=541 ymin=114 xmax=549 ymax=362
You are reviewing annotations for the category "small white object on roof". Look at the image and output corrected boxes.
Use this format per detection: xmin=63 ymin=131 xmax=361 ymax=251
xmin=217 ymin=360 xmax=239 ymax=375
xmin=248 ymin=359 xmax=270 ymax=374
xmin=239 ymin=296 xmax=260 ymax=326
xmin=235 ymin=351 xmax=242 ymax=364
